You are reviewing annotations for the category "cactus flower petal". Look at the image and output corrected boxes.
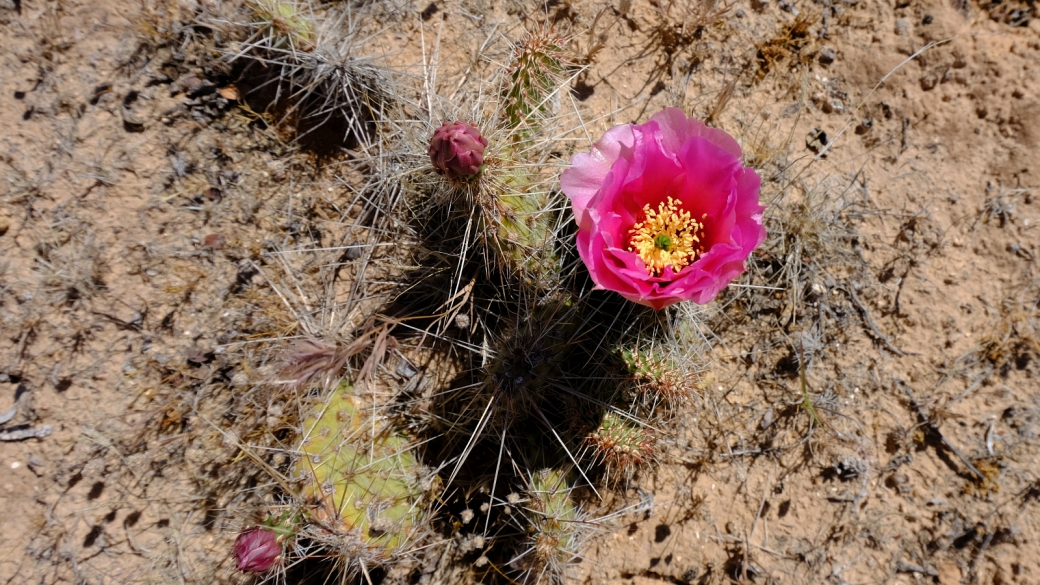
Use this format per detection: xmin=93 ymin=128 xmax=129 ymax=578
xmin=429 ymin=121 xmax=488 ymax=180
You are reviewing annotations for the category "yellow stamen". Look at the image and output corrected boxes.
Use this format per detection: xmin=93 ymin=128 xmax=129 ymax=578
xmin=627 ymin=197 xmax=704 ymax=276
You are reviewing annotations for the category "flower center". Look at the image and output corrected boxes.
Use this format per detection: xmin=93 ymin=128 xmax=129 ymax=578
xmin=627 ymin=197 xmax=704 ymax=277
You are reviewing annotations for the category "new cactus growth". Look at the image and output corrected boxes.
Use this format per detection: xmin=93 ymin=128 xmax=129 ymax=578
xmin=621 ymin=347 xmax=668 ymax=382
xmin=292 ymin=381 xmax=433 ymax=559
xmin=516 ymin=468 xmax=585 ymax=584
xmin=504 ymin=26 xmax=571 ymax=134
xmin=479 ymin=174 xmax=560 ymax=290
xmin=479 ymin=26 xmax=571 ymax=287
xmin=586 ymin=412 xmax=656 ymax=477
xmin=621 ymin=346 xmax=701 ymax=404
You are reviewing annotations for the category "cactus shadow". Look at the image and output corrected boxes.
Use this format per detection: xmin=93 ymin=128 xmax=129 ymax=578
xmin=232 ymin=59 xmax=377 ymax=162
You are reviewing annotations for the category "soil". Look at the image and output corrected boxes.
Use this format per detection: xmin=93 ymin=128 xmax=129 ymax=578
xmin=1 ymin=0 xmax=1038 ymax=584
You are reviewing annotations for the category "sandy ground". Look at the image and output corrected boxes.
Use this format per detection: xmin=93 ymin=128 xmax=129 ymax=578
xmin=1 ymin=0 xmax=1039 ymax=584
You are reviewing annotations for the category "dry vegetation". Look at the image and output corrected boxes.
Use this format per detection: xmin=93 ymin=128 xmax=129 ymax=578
xmin=1 ymin=0 xmax=1039 ymax=584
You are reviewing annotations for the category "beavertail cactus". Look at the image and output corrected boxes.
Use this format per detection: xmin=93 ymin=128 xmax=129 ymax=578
xmin=429 ymin=121 xmax=488 ymax=180
xmin=292 ymin=382 xmax=433 ymax=560
xmin=234 ymin=527 xmax=282 ymax=573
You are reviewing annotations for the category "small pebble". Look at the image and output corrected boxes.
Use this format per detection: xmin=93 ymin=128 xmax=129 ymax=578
xmin=203 ymin=234 xmax=225 ymax=249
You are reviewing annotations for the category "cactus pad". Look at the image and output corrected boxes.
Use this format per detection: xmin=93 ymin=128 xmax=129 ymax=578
xmin=292 ymin=382 xmax=429 ymax=555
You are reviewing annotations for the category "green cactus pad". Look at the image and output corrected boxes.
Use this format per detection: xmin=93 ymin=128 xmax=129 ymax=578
xmin=292 ymin=382 xmax=427 ymax=554
xmin=528 ymin=469 xmax=577 ymax=531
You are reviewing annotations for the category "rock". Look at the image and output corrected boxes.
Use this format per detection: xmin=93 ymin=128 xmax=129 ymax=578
xmin=819 ymin=46 xmax=836 ymax=64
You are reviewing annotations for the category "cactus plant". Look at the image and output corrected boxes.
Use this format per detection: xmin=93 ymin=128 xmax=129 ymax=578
xmin=247 ymin=0 xmax=315 ymax=52
xmin=504 ymin=26 xmax=571 ymax=136
xmin=585 ymin=411 xmax=656 ymax=480
xmin=514 ymin=468 xmax=586 ymax=585
xmin=621 ymin=346 xmax=703 ymax=405
xmin=291 ymin=381 xmax=434 ymax=563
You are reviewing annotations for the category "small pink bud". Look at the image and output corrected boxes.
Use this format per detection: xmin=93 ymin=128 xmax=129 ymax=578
xmin=233 ymin=527 xmax=281 ymax=573
xmin=428 ymin=121 xmax=488 ymax=180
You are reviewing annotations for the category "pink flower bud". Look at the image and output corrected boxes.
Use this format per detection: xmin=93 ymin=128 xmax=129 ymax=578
xmin=428 ymin=121 xmax=488 ymax=180
xmin=233 ymin=527 xmax=281 ymax=573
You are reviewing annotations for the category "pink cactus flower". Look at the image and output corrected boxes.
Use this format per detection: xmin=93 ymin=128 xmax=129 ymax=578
xmin=233 ymin=527 xmax=281 ymax=573
xmin=429 ymin=121 xmax=488 ymax=180
xmin=560 ymin=108 xmax=766 ymax=310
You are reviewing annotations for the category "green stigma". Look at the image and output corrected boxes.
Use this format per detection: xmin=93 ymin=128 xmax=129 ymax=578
xmin=653 ymin=234 xmax=673 ymax=251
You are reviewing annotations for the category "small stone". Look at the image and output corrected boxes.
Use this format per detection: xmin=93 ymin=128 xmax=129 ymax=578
xmin=806 ymin=128 xmax=829 ymax=154
xmin=121 ymin=106 xmax=145 ymax=128
xmin=343 ymin=241 xmax=362 ymax=260
xmin=203 ymin=234 xmax=225 ymax=249
xmin=218 ymin=85 xmax=239 ymax=100
xmin=230 ymin=372 xmax=249 ymax=387
xmin=222 ymin=430 xmax=240 ymax=450
xmin=395 ymin=359 xmax=418 ymax=379
xmin=819 ymin=46 xmax=836 ymax=64
xmin=895 ymin=18 xmax=911 ymax=36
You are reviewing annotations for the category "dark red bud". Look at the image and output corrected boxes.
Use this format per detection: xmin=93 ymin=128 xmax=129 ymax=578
xmin=233 ymin=527 xmax=281 ymax=573
xmin=428 ymin=121 xmax=488 ymax=181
